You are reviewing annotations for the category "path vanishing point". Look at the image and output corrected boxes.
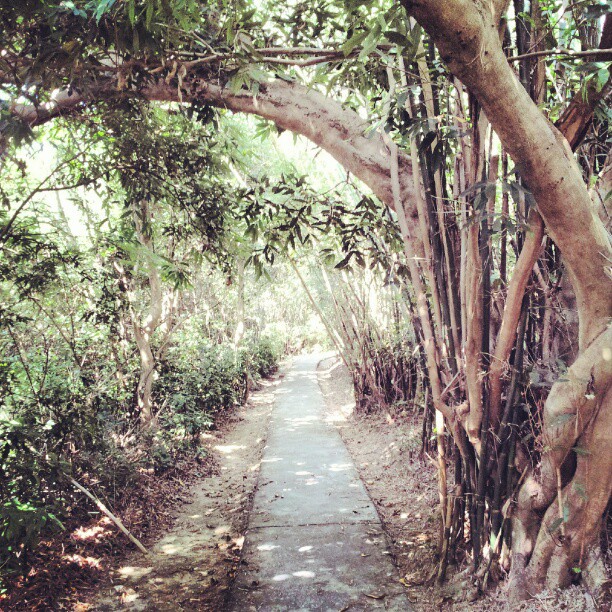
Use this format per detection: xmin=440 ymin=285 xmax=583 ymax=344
xmin=228 ymin=354 xmax=410 ymax=611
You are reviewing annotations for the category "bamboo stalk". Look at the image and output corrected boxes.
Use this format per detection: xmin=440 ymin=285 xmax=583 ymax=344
xmin=491 ymin=295 xmax=528 ymax=536
xmin=500 ymin=151 xmax=509 ymax=284
xmin=408 ymin=53 xmax=461 ymax=372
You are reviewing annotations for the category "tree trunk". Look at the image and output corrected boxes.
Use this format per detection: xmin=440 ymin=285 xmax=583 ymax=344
xmin=233 ymin=257 xmax=246 ymax=349
xmin=401 ymin=0 xmax=612 ymax=594
xmin=133 ymin=327 xmax=156 ymax=426
xmin=132 ymin=200 xmax=164 ymax=428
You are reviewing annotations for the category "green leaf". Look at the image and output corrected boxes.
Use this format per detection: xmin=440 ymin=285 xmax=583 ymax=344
xmin=127 ymin=0 xmax=136 ymax=25
xmin=341 ymin=31 xmax=368 ymax=56
xmin=595 ymin=68 xmax=610 ymax=92
xmin=92 ymin=0 xmax=116 ymax=23
xmin=418 ymin=130 xmax=437 ymax=154
xmin=145 ymin=0 xmax=154 ymax=28
xmin=359 ymin=23 xmax=382 ymax=61
xmin=323 ymin=253 xmax=336 ymax=267
xmin=573 ymin=482 xmax=588 ymax=501
xmin=335 ymin=253 xmax=353 ymax=269
xmin=529 ymin=371 xmax=540 ymax=385
xmin=384 ymin=31 xmax=410 ymax=47
xmin=410 ymin=24 xmax=423 ymax=48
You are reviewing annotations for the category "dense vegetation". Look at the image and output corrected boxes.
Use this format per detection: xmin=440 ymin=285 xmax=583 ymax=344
xmin=0 ymin=104 xmax=347 ymax=587
xmin=0 ymin=0 xmax=610 ymax=607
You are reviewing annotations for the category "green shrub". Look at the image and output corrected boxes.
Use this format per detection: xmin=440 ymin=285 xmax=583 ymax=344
xmin=0 ymin=330 xmax=282 ymax=583
xmin=156 ymin=336 xmax=281 ymax=456
xmin=0 ymin=498 xmax=63 ymax=575
xmin=0 ymin=411 xmax=72 ymax=579
xmin=245 ymin=336 xmax=280 ymax=378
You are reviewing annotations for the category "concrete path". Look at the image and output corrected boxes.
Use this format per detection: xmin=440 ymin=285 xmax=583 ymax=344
xmin=228 ymin=355 xmax=410 ymax=611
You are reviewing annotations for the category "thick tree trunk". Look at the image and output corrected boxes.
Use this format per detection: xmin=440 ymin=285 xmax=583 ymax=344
xmin=511 ymin=327 xmax=612 ymax=594
xmin=402 ymin=0 xmax=612 ymax=595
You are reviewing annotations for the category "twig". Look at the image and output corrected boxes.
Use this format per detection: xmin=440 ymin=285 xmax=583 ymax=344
xmin=69 ymin=477 xmax=149 ymax=554
xmin=508 ymin=48 xmax=612 ymax=62
xmin=0 ymin=151 xmax=85 ymax=243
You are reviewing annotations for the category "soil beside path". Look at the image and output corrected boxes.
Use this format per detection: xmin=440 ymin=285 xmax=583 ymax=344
xmin=90 ymin=370 xmax=282 ymax=611
xmin=317 ymin=356 xmax=603 ymax=612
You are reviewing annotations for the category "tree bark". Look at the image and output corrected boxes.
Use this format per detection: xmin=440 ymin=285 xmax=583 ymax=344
xmin=132 ymin=200 xmax=164 ymax=428
xmin=401 ymin=0 xmax=612 ymax=594
xmin=401 ymin=0 xmax=611 ymax=349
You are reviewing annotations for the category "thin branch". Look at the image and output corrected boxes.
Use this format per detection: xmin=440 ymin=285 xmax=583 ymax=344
xmin=0 ymin=151 xmax=85 ymax=243
xmin=508 ymin=47 xmax=612 ymax=62
xmin=29 ymin=296 xmax=82 ymax=368
xmin=69 ymin=477 xmax=149 ymax=554
xmin=6 ymin=326 xmax=38 ymax=401
xmin=261 ymin=54 xmax=343 ymax=67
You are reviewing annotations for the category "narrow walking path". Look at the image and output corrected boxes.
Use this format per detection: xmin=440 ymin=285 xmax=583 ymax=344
xmin=228 ymin=355 xmax=410 ymax=611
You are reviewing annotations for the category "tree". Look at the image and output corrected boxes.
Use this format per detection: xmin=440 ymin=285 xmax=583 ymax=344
xmin=400 ymin=0 xmax=610 ymax=594
xmin=1 ymin=0 xmax=610 ymax=600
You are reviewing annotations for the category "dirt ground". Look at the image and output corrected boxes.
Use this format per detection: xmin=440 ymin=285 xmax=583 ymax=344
xmin=87 ymin=371 xmax=283 ymax=611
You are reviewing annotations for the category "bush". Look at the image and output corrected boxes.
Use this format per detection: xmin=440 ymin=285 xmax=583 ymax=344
xmin=155 ymin=336 xmax=280 ymax=461
xmin=238 ymin=335 xmax=281 ymax=381
xmin=0 ymin=330 xmax=282 ymax=585
xmin=0 ymin=406 xmax=98 ymax=580
xmin=250 ymin=336 xmax=280 ymax=378
xmin=0 ymin=498 xmax=63 ymax=576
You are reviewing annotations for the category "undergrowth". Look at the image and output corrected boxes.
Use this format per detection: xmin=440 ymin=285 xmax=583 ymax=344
xmin=0 ymin=333 xmax=281 ymax=592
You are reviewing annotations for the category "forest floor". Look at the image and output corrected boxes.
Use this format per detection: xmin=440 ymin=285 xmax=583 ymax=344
xmin=4 ymin=355 xmax=603 ymax=611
